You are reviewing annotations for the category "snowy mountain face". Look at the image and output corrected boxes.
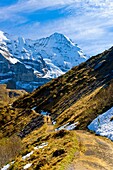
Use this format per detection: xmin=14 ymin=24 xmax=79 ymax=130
xmin=88 ymin=107 xmax=113 ymax=141
xmin=0 ymin=31 xmax=87 ymax=91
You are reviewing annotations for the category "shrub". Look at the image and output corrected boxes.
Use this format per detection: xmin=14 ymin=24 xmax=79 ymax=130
xmin=53 ymin=149 xmax=65 ymax=157
xmin=34 ymin=159 xmax=48 ymax=170
xmin=53 ymin=130 xmax=68 ymax=139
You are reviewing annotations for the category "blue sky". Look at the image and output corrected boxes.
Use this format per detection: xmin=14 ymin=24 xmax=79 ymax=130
xmin=0 ymin=0 xmax=113 ymax=56
xmin=0 ymin=0 xmax=18 ymax=7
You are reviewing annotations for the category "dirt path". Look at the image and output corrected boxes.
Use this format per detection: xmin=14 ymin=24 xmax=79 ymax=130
xmin=44 ymin=115 xmax=54 ymax=132
xmin=68 ymin=130 xmax=113 ymax=170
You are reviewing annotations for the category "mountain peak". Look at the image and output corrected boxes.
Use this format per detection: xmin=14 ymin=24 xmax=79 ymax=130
xmin=0 ymin=31 xmax=87 ymax=91
xmin=49 ymin=32 xmax=75 ymax=46
xmin=50 ymin=32 xmax=66 ymax=38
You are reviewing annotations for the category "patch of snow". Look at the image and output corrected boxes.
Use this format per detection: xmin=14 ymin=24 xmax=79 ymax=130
xmin=0 ymin=46 xmax=9 ymax=52
xmin=0 ymin=47 xmax=20 ymax=64
xmin=55 ymin=122 xmax=79 ymax=131
xmin=34 ymin=142 xmax=48 ymax=150
xmin=22 ymin=151 xmax=34 ymax=160
xmin=1 ymin=161 xmax=14 ymax=170
xmin=23 ymin=163 xmax=32 ymax=169
xmin=22 ymin=142 xmax=48 ymax=160
xmin=1 ymin=164 xmax=10 ymax=170
xmin=8 ymin=57 xmax=19 ymax=64
xmin=2 ymin=142 xmax=48 ymax=169
xmin=55 ymin=123 xmax=70 ymax=131
xmin=88 ymin=107 xmax=113 ymax=141
xmin=65 ymin=122 xmax=79 ymax=130
xmin=52 ymin=121 xmax=56 ymax=125
xmin=78 ymin=50 xmax=87 ymax=59
xmin=43 ymin=59 xmax=64 ymax=79
xmin=63 ymin=35 xmax=75 ymax=46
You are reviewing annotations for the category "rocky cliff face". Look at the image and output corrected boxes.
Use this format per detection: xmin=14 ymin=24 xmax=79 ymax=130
xmin=0 ymin=31 xmax=87 ymax=91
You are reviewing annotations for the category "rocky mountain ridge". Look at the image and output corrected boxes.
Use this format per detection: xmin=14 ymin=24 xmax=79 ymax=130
xmin=0 ymin=31 xmax=86 ymax=91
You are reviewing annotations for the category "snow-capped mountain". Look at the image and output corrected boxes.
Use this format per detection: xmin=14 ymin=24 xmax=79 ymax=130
xmin=0 ymin=31 xmax=87 ymax=91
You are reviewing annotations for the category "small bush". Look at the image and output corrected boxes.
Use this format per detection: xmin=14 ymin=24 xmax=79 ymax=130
xmin=53 ymin=149 xmax=65 ymax=157
xmin=34 ymin=158 xmax=48 ymax=170
xmin=53 ymin=130 xmax=68 ymax=139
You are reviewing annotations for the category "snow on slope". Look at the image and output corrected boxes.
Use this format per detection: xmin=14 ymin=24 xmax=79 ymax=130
xmin=88 ymin=107 xmax=113 ymax=141
xmin=33 ymin=33 xmax=87 ymax=71
xmin=43 ymin=58 xmax=64 ymax=78
xmin=1 ymin=142 xmax=48 ymax=170
xmin=0 ymin=31 xmax=20 ymax=65
xmin=0 ymin=31 xmax=87 ymax=91
xmin=3 ymin=31 xmax=87 ymax=77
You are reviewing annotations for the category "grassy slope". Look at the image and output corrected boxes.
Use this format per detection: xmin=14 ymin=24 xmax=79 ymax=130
xmin=1 ymin=47 xmax=113 ymax=169
xmin=56 ymin=81 xmax=113 ymax=129
xmin=10 ymin=127 xmax=79 ymax=170
xmin=0 ymin=84 xmax=27 ymax=108
xmin=3 ymin=124 xmax=113 ymax=170
xmin=10 ymin=46 xmax=113 ymax=130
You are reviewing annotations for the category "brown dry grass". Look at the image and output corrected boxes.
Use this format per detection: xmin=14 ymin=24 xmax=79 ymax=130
xmin=0 ymin=135 xmax=22 ymax=168
xmin=56 ymin=80 xmax=113 ymax=130
xmin=9 ymin=127 xmax=79 ymax=170
xmin=0 ymin=84 xmax=27 ymax=107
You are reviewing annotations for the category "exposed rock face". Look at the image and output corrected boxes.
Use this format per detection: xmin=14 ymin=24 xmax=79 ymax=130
xmin=0 ymin=31 xmax=87 ymax=91
xmin=0 ymin=53 xmax=38 ymax=91
xmin=7 ymin=80 xmax=16 ymax=89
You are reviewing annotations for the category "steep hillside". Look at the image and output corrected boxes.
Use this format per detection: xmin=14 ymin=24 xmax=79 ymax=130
xmin=0 ymin=84 xmax=27 ymax=108
xmin=0 ymin=31 xmax=86 ymax=91
xmin=12 ymin=46 xmax=113 ymax=128
xmin=1 ymin=47 xmax=113 ymax=169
